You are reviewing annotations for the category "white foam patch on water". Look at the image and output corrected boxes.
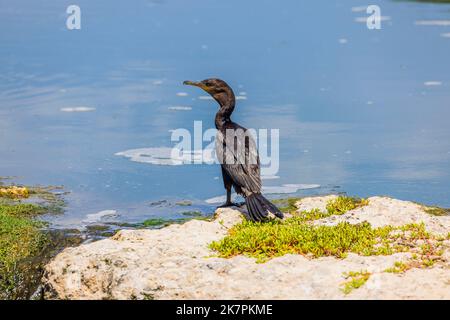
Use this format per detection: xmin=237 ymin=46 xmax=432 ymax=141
xmin=117 ymin=148 xmax=298 ymax=178
xmin=115 ymin=147 xmax=216 ymax=165
xmin=204 ymin=184 xmax=320 ymax=204
xmin=236 ymin=96 xmax=247 ymax=100
xmin=261 ymin=175 xmax=280 ymax=180
xmin=176 ymin=92 xmax=188 ymax=97
xmin=168 ymin=106 xmax=192 ymax=111
xmin=355 ymin=16 xmax=391 ymax=23
xmin=60 ymin=107 xmax=96 ymax=112
xmin=83 ymin=210 xmax=117 ymax=224
xmin=441 ymin=33 xmax=450 ymax=38
xmin=415 ymin=20 xmax=450 ymax=26
xmin=338 ymin=38 xmax=348 ymax=44
xmin=198 ymin=96 xmax=214 ymax=100
xmin=424 ymin=81 xmax=442 ymax=86
xmin=205 ymin=195 xmax=232 ymax=204
xmin=351 ymin=6 xmax=367 ymax=13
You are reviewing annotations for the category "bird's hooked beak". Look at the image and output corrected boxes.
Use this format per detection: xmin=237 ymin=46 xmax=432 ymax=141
xmin=183 ymin=80 xmax=209 ymax=91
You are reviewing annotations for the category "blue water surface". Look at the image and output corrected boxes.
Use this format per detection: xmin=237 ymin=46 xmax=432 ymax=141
xmin=1 ymin=0 xmax=449 ymax=227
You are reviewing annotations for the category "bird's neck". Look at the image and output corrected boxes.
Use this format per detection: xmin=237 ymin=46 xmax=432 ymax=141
xmin=214 ymin=92 xmax=235 ymax=130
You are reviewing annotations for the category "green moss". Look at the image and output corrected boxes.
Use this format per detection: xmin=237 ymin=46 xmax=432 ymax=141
xmin=209 ymin=196 xmax=376 ymax=262
xmin=0 ymin=203 xmax=48 ymax=298
xmin=141 ymin=292 xmax=155 ymax=300
xmin=341 ymin=270 xmax=371 ymax=294
xmin=285 ymin=196 xmax=370 ymax=222
xmin=210 ymin=215 xmax=439 ymax=263
xmin=274 ymin=195 xmax=369 ymax=220
xmin=384 ymin=261 xmax=411 ymax=273
xmin=326 ymin=196 xmax=369 ymax=216
xmin=294 ymin=208 xmax=337 ymax=221
xmin=272 ymin=197 xmax=301 ymax=213
xmin=141 ymin=215 xmax=210 ymax=228
xmin=142 ymin=218 xmax=172 ymax=227
xmin=85 ymin=225 xmax=116 ymax=238
xmin=422 ymin=206 xmax=450 ymax=216
xmin=85 ymin=225 xmax=110 ymax=232
xmin=0 ymin=203 xmax=46 ymax=217
xmin=28 ymin=186 xmax=66 ymax=215
xmin=0 ymin=184 xmax=67 ymax=299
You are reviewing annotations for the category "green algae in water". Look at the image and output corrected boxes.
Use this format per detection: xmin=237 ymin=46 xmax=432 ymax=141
xmin=0 ymin=204 xmax=48 ymax=299
xmin=176 ymin=200 xmax=193 ymax=206
xmin=141 ymin=215 xmax=210 ymax=228
xmin=0 ymin=203 xmax=46 ymax=217
xmin=142 ymin=218 xmax=171 ymax=227
xmin=181 ymin=210 xmax=203 ymax=217
xmin=85 ymin=225 xmax=117 ymax=238
xmin=0 ymin=184 xmax=69 ymax=299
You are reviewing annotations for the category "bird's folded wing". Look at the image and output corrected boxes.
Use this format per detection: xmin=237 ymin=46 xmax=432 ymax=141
xmin=216 ymin=128 xmax=261 ymax=193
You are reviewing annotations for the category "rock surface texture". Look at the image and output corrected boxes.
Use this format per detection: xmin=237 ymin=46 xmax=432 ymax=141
xmin=43 ymin=196 xmax=450 ymax=299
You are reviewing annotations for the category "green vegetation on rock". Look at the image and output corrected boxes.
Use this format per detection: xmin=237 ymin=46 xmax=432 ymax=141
xmin=384 ymin=239 xmax=445 ymax=274
xmin=272 ymin=197 xmax=302 ymax=213
xmin=325 ymin=196 xmax=369 ymax=216
xmin=422 ymin=205 xmax=450 ymax=216
xmin=210 ymin=196 xmax=443 ymax=263
xmin=341 ymin=270 xmax=371 ymax=294
xmin=274 ymin=195 xmax=369 ymax=220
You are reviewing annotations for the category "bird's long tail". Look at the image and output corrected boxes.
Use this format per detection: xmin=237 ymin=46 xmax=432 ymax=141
xmin=245 ymin=193 xmax=284 ymax=222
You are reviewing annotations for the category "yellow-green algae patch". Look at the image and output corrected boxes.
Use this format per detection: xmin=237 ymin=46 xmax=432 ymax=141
xmin=0 ymin=186 xmax=30 ymax=199
xmin=0 ymin=184 xmax=67 ymax=299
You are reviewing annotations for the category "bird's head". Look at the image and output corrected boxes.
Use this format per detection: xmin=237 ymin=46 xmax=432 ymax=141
xmin=183 ymin=78 xmax=235 ymax=107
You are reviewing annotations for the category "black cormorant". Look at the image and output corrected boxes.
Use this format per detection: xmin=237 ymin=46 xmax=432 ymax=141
xmin=183 ymin=78 xmax=283 ymax=222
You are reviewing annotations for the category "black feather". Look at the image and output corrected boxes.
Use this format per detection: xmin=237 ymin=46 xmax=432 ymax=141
xmin=245 ymin=193 xmax=283 ymax=222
